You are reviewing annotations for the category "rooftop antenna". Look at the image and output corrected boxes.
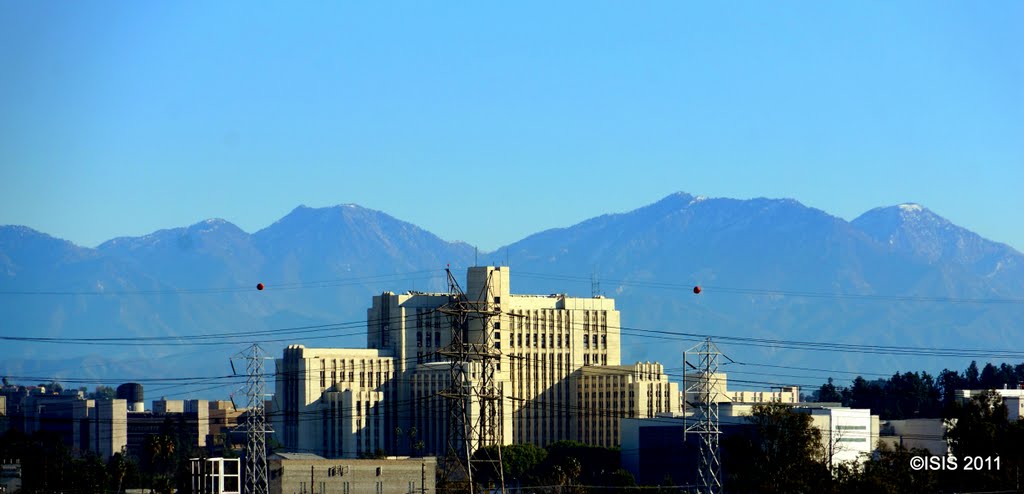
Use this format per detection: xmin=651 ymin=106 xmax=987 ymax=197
xmin=591 ymin=267 xmax=601 ymax=297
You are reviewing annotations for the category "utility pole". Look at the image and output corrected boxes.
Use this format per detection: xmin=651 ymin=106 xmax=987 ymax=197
xmin=684 ymin=337 xmax=728 ymax=494
xmin=437 ymin=267 xmax=506 ymax=493
xmin=232 ymin=343 xmax=272 ymax=494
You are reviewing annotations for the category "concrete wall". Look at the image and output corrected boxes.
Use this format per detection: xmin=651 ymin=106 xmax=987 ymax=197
xmin=269 ymin=456 xmax=437 ymax=494
xmin=883 ymin=419 xmax=948 ymax=456
xmin=94 ymin=399 xmax=128 ymax=460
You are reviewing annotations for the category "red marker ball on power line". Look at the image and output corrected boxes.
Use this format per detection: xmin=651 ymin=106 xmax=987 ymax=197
xmin=693 ymin=286 xmax=701 ymax=294
xmin=256 ymin=283 xmax=264 ymax=291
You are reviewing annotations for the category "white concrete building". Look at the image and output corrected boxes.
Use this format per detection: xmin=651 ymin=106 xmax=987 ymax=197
xmin=800 ymin=406 xmax=878 ymax=466
xmin=956 ymin=388 xmax=1024 ymax=420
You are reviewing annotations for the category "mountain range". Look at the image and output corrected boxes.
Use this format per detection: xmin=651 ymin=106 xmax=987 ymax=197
xmin=2 ymin=193 xmax=1022 ymax=395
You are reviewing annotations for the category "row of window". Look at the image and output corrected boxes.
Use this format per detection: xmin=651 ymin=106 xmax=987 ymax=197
xmin=319 ymin=370 xmax=390 ymax=389
xmin=415 ymin=331 xmax=441 ymax=348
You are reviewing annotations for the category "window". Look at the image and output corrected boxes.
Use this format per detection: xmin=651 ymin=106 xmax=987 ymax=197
xmin=583 ymin=335 xmax=589 ymax=349
xmin=494 ymin=296 xmax=501 ymax=304
xmin=434 ymin=331 xmax=441 ymax=347
xmin=416 ymin=331 xmax=423 ymax=347
xmin=836 ymin=425 xmax=867 ymax=431
xmin=494 ymin=322 xmax=501 ymax=330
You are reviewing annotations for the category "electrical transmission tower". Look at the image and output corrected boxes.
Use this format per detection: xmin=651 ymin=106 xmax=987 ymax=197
xmin=232 ymin=343 xmax=272 ymax=494
xmin=684 ymin=337 xmax=728 ymax=494
xmin=437 ymin=267 xmax=505 ymax=493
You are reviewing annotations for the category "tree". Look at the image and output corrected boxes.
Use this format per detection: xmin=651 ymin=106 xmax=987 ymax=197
xmin=722 ymin=403 xmax=831 ymax=493
xmin=965 ymin=361 xmax=980 ymax=388
xmin=979 ymin=363 xmax=1000 ymax=389
xmin=144 ymin=434 xmax=177 ymax=493
xmin=832 ymin=443 xmax=939 ymax=494
xmin=107 ymin=451 xmax=128 ymax=494
xmin=38 ymin=380 xmax=64 ymax=393
xmin=943 ymin=390 xmax=1024 ymax=492
xmin=847 ymin=376 xmax=885 ymax=414
xmin=472 ymin=443 xmax=547 ymax=487
xmin=815 ymin=377 xmax=843 ymax=403
xmin=89 ymin=385 xmax=116 ymax=400
xmin=937 ymin=368 xmax=965 ymax=409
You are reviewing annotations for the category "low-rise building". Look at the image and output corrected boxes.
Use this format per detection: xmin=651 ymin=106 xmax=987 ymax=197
xmin=190 ymin=457 xmax=240 ymax=494
xmin=878 ymin=418 xmax=948 ymax=456
xmin=0 ymin=459 xmax=21 ymax=494
xmin=127 ymin=399 xmax=209 ymax=459
xmin=956 ymin=388 xmax=1024 ymax=420
xmin=207 ymin=400 xmax=246 ymax=454
xmin=268 ymin=452 xmax=436 ymax=494
xmin=574 ymin=362 xmax=679 ymax=447
xmin=16 ymin=392 xmax=127 ymax=460
xmin=681 ymin=373 xmax=799 ymax=408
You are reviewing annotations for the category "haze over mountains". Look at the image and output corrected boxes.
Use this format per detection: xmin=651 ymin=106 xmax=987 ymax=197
xmin=2 ymin=192 xmax=1022 ymax=394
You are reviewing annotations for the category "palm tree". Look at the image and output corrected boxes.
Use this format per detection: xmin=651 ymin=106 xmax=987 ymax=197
xmin=107 ymin=451 xmax=127 ymax=494
xmin=144 ymin=434 xmax=177 ymax=494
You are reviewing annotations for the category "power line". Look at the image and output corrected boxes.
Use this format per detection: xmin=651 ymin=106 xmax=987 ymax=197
xmin=514 ymin=271 xmax=1024 ymax=305
xmin=0 ymin=269 xmax=444 ymax=296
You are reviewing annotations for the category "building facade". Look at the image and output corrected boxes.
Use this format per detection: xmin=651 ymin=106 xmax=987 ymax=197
xmin=273 ymin=266 xmax=680 ymax=458
xmin=126 ymin=399 xmax=210 ymax=459
xmin=268 ymin=453 xmax=436 ymax=494
xmin=273 ymin=346 xmax=396 ymax=457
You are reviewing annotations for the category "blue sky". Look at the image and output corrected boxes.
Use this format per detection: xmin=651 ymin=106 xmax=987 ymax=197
xmin=2 ymin=2 xmax=1021 ymax=251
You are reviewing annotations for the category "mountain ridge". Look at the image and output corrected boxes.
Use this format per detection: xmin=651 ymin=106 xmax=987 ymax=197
xmin=2 ymin=193 xmax=1022 ymax=388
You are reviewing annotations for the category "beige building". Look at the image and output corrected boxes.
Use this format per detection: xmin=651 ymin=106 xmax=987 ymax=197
xmin=681 ymin=372 xmax=799 ymax=411
xmin=268 ymin=453 xmax=436 ymax=494
xmin=274 ymin=266 xmax=678 ymax=458
xmin=575 ymin=362 xmax=679 ymax=447
xmin=273 ymin=346 xmax=396 ymax=457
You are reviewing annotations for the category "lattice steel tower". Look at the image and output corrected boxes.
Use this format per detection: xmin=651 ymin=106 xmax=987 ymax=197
xmin=236 ymin=343 xmax=271 ymax=494
xmin=684 ymin=337 xmax=727 ymax=494
xmin=437 ymin=267 xmax=505 ymax=493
